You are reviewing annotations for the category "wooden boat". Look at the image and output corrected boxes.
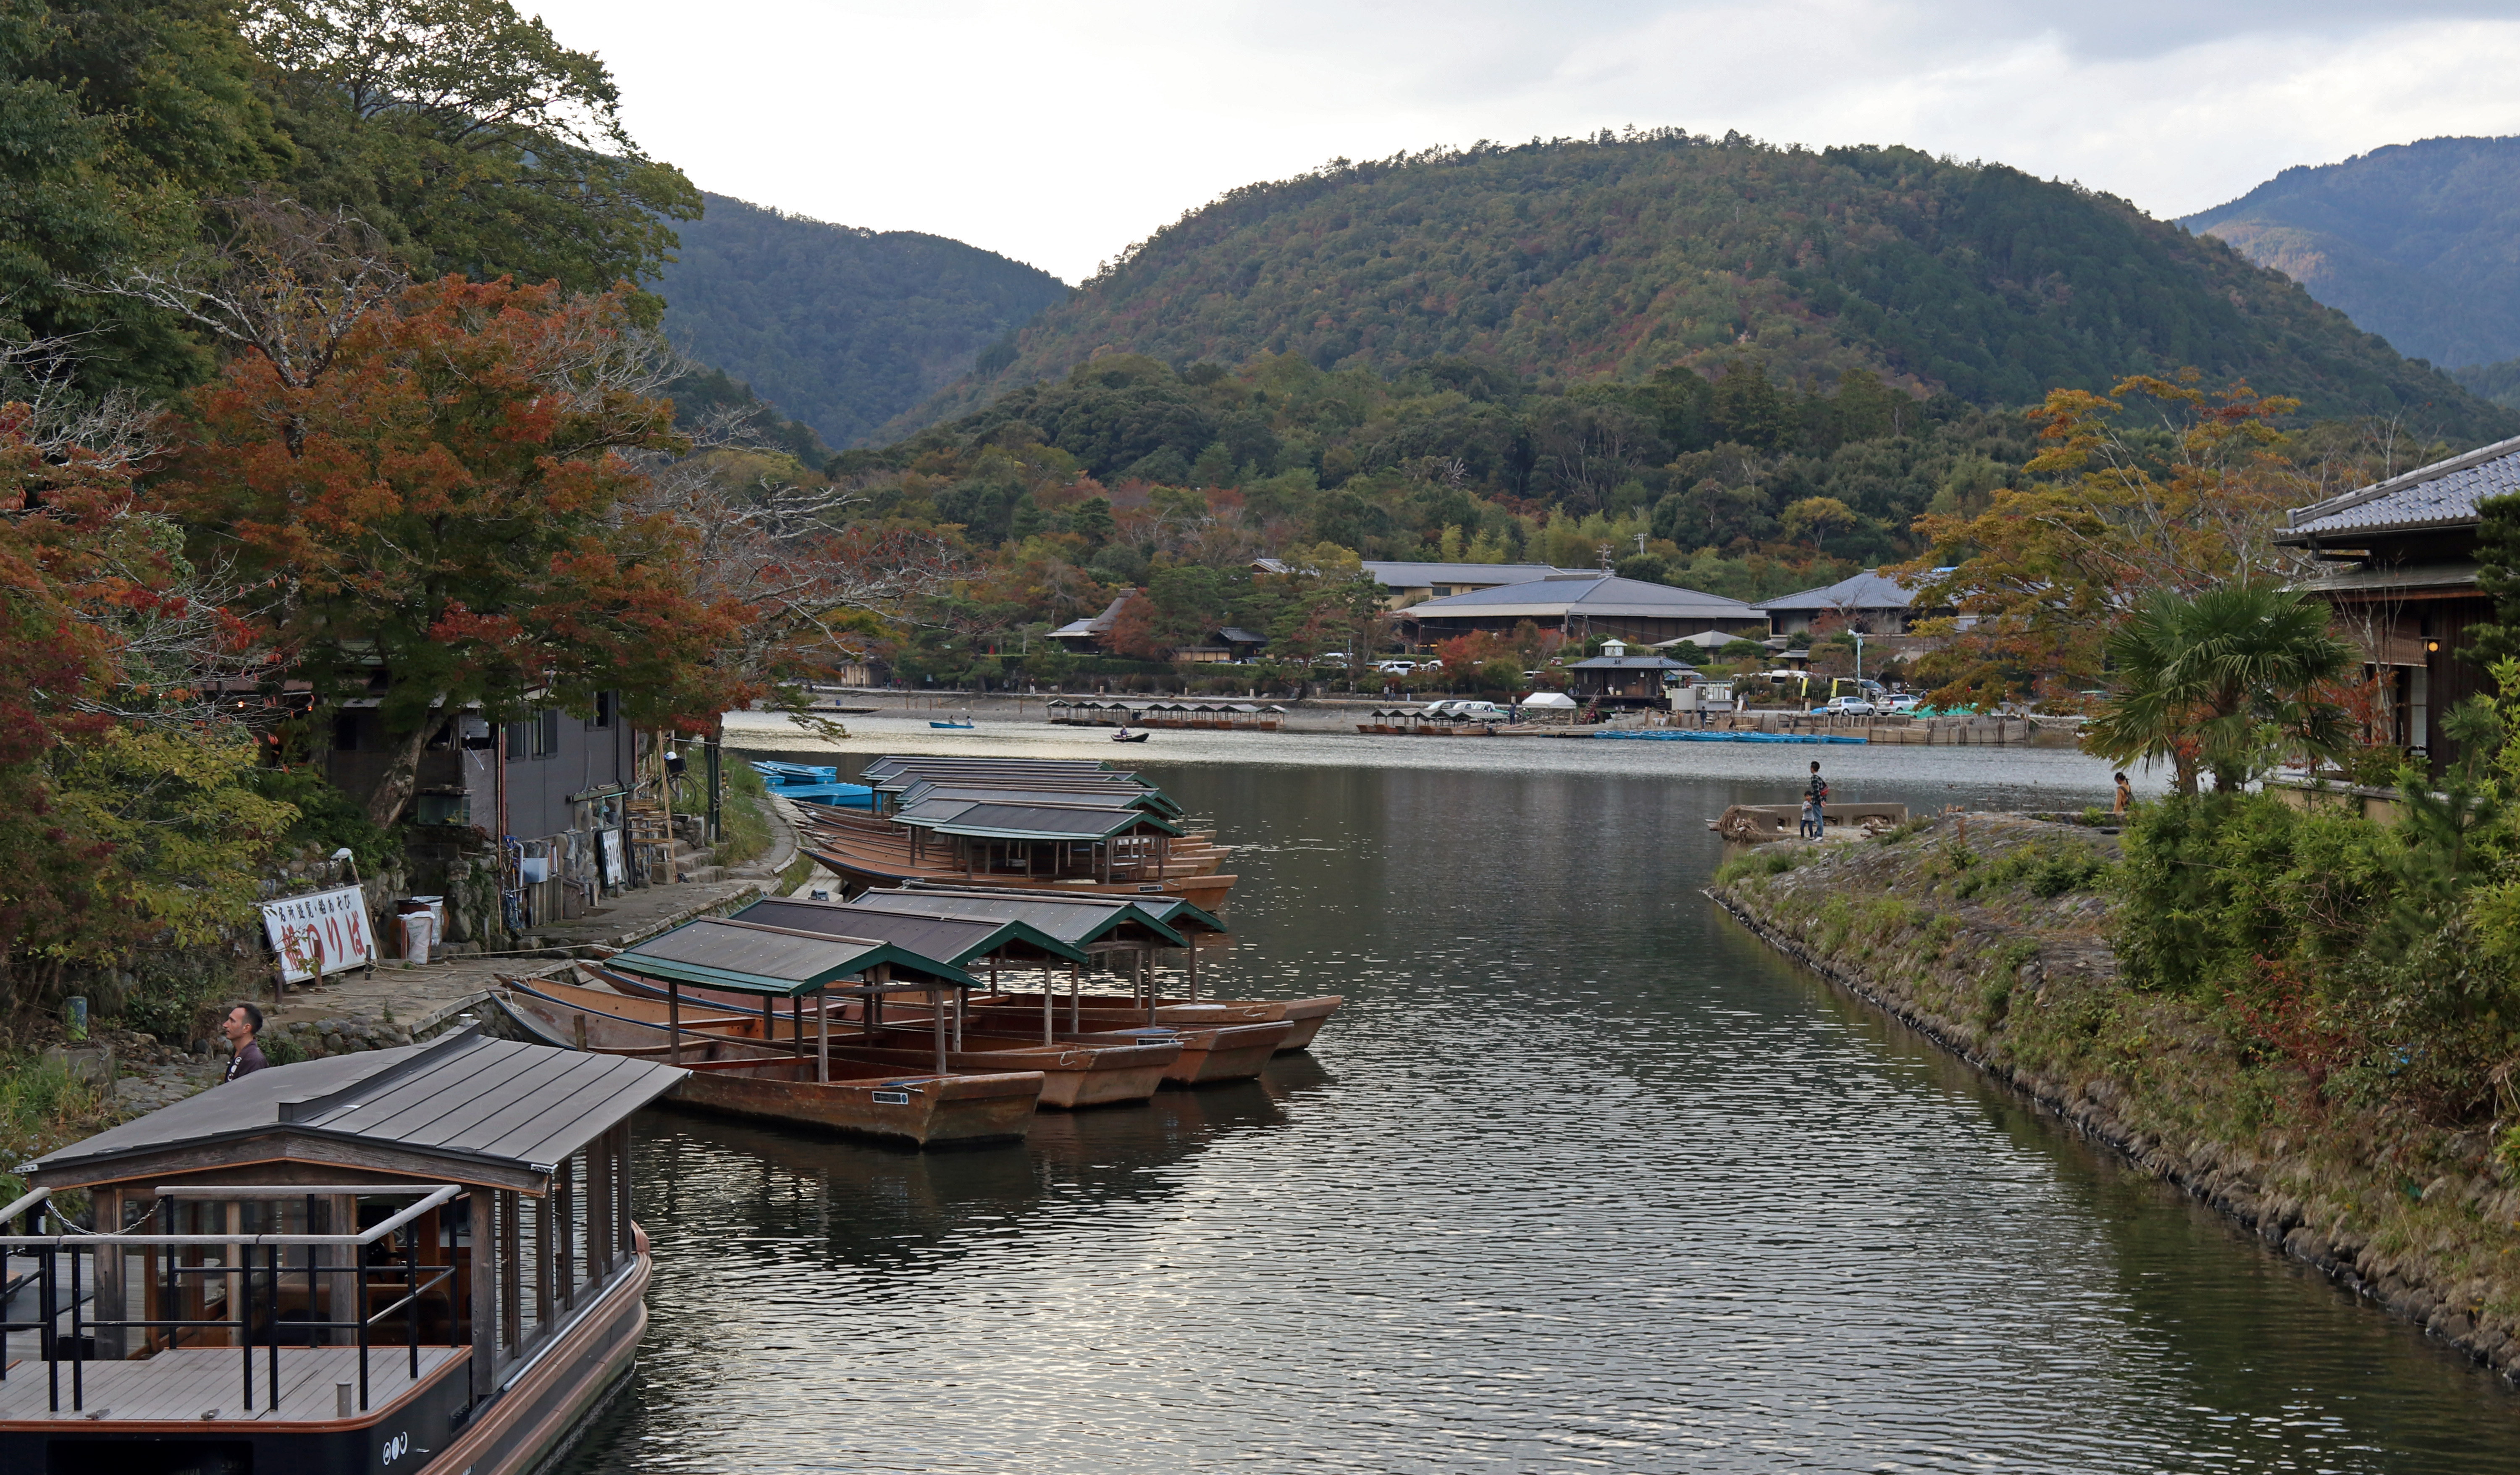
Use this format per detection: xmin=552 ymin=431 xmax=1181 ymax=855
xmin=0 ymin=1027 xmax=682 ymax=1475
xmin=943 ymin=991 xmax=1344 ymax=1053
xmin=929 ymin=719 xmax=975 ymax=730
xmin=536 ymin=971 xmax=1171 ymax=1111
xmin=495 ymin=981 xmax=1044 ymax=1144
xmin=1112 ymin=730 xmax=1150 ymax=743
xmin=930 ymin=1004 xmax=1292 ymax=1085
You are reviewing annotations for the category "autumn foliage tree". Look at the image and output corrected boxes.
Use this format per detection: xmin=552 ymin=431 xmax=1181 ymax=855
xmin=168 ymin=276 xmax=734 ymax=825
xmin=1895 ymin=372 xmax=2315 ymax=709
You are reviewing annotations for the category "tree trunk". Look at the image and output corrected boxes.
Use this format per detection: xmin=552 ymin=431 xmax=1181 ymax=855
xmin=365 ymin=716 xmax=439 ymax=829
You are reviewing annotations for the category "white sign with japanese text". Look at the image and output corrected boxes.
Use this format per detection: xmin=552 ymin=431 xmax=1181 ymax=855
xmin=257 ymin=885 xmax=376 ymax=983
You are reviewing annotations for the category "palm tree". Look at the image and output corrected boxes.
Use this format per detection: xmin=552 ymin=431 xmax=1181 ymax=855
xmin=2084 ymin=582 xmax=2356 ymax=795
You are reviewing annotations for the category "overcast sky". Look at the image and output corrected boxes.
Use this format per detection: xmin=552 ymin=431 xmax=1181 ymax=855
xmin=528 ymin=0 xmax=2520 ymax=283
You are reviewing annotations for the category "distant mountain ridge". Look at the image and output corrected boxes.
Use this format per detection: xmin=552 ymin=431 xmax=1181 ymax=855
xmin=655 ymin=193 xmax=1069 ymax=448
xmin=884 ymin=133 xmax=2509 ymax=444
xmin=2181 ymin=137 xmax=2520 ymax=372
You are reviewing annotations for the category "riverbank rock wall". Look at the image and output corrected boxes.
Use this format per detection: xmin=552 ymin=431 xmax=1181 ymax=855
xmin=1714 ymin=812 xmax=2520 ymax=1382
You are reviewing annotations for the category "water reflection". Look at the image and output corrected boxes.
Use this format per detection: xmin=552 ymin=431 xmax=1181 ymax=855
xmin=556 ymin=752 xmax=2520 ymax=1474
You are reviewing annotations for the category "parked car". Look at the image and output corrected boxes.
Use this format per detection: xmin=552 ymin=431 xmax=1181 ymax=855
xmin=1885 ymin=694 xmax=1922 ymax=714
xmin=1817 ymin=696 xmax=1878 ymax=717
xmin=1373 ymin=660 xmax=1416 ymax=674
xmin=1313 ymin=653 xmax=1349 ymax=667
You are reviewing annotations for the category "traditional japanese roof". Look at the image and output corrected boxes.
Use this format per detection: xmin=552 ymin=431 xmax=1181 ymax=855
xmin=845 ymin=888 xmax=1187 ymax=948
xmin=1358 ymin=560 xmax=1570 ymax=589
xmin=891 ymin=798 xmax=1185 ymax=843
xmin=2283 ymin=433 xmax=2520 ymax=541
xmin=606 ymin=916 xmax=977 ymax=997
xmin=729 ymin=897 xmax=1089 ymax=966
xmin=1215 ymin=627 xmax=1270 ymax=645
xmin=1048 ymin=593 xmax=1134 ymax=640
xmin=27 ymin=1029 xmax=682 ymax=1189
xmin=1401 ymin=573 xmax=1758 ymax=622
xmin=1753 ymin=569 xmax=1924 ymax=612
xmin=892 ymin=781 xmax=1179 ymax=816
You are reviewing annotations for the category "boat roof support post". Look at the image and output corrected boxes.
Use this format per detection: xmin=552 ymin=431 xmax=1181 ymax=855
xmin=667 ymin=977 xmax=681 ymax=1066
xmin=817 ymin=985 xmax=830 ymax=1084
xmin=1187 ymin=934 xmax=1198 ymax=1003
xmin=1144 ymin=945 xmax=1156 ymax=1026
xmin=929 ymin=981 xmax=946 ymax=1076
xmin=470 ymin=1186 xmax=495 ymax=1401
xmin=1042 ymin=961 xmax=1053 ymax=1045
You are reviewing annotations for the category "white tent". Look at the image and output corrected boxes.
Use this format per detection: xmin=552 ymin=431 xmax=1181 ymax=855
xmin=1520 ymin=691 xmax=1578 ymax=709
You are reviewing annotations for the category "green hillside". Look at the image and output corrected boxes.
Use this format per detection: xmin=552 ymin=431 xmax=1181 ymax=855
xmin=890 ymin=133 xmax=2508 ymax=443
xmin=2182 ymin=137 xmax=2520 ymax=373
xmin=656 ymin=193 xmax=1069 ymax=447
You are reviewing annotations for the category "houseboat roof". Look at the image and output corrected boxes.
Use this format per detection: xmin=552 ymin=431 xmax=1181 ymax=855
xmin=2282 ymin=432 xmax=2520 ymax=542
xmin=26 ymin=1029 xmax=682 ymax=1190
xmin=607 ymin=916 xmax=980 ymax=997
xmin=893 ymin=780 xmax=1184 ymax=817
xmin=843 ymin=888 xmax=1189 ymax=948
xmin=1401 ymin=573 xmax=1757 ymax=621
xmin=892 ymin=798 xmax=1186 ymax=842
xmin=729 ymin=896 xmax=1090 ymax=966
xmin=1753 ymin=568 xmax=1924 ymax=612
xmin=893 ymin=882 xmax=1228 ymax=938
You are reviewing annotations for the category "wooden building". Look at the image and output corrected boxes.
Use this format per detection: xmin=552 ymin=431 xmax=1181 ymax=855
xmin=2281 ymin=433 xmax=2520 ymax=776
xmin=1394 ymin=573 xmax=1763 ymax=645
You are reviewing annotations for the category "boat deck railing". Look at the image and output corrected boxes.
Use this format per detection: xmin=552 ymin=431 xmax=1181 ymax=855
xmin=0 ymin=1182 xmax=462 ymax=1417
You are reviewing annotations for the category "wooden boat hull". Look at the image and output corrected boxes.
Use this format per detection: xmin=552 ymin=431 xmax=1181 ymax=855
xmin=971 ymin=993 xmax=1343 ymax=1052
xmin=1 ymin=1245 xmax=651 ymax=1475
xmin=566 ymin=969 xmax=1179 ymax=1110
xmin=825 ymin=1039 xmax=1174 ymax=1109
xmin=672 ymin=1058 xmax=1041 ymax=1145
xmin=495 ymin=986 xmax=1043 ymax=1146
xmin=956 ymin=1012 xmax=1293 ymax=1084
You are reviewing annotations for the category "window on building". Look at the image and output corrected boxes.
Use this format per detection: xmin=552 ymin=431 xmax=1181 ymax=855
xmin=535 ymin=708 xmax=562 ymax=758
xmin=505 ymin=719 xmax=530 ymax=762
xmin=589 ymin=690 xmax=614 ymax=729
xmin=333 ymin=709 xmax=362 ymax=751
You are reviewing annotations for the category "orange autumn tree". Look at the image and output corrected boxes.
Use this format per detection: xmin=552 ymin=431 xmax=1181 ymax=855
xmin=1893 ymin=371 xmax=2315 ymax=710
xmin=169 ymin=276 xmax=737 ymax=826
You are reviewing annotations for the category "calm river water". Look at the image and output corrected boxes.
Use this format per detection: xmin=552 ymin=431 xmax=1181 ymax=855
xmin=556 ymin=721 xmax=2520 ymax=1472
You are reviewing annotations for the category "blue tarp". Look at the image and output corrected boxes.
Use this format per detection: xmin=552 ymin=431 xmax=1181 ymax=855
xmin=1595 ymin=730 xmax=1868 ymax=745
xmin=749 ymin=760 xmax=876 ymax=807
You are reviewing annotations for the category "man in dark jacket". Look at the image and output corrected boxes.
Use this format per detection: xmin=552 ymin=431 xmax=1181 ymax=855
xmin=222 ymin=1003 xmax=269 ymax=1083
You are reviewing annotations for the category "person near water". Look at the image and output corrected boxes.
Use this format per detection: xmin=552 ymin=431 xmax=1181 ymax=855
xmin=2113 ymin=772 xmax=2132 ymax=816
xmin=1801 ymin=760 xmax=1829 ymax=838
xmin=221 ymin=1002 xmax=268 ymax=1083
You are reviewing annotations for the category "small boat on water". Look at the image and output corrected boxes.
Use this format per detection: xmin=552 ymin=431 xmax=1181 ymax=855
xmin=1112 ymin=730 xmax=1150 ymax=743
xmin=496 ymin=979 xmax=1044 ymax=1142
xmin=929 ymin=717 xmax=976 ymax=730
xmin=578 ymin=916 xmax=1046 ymax=1143
xmin=0 ymin=1027 xmax=682 ymax=1475
xmin=552 ymin=969 xmax=1175 ymax=1111
xmin=949 ymin=991 xmax=1344 ymax=1052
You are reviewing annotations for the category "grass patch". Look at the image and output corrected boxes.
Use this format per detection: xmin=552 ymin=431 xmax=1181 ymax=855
xmin=1714 ymin=845 xmax=1810 ymax=888
xmin=714 ymin=761 xmax=775 ymax=868
xmin=777 ymin=852 xmax=815 ymax=896
xmin=0 ymin=1053 xmax=116 ymax=1204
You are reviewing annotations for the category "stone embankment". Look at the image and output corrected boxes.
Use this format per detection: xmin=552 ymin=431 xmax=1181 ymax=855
xmin=1714 ymin=812 xmax=2520 ymax=1383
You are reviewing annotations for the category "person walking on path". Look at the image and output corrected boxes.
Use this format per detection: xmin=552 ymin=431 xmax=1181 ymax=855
xmin=221 ymin=1003 xmax=269 ymax=1084
xmin=2113 ymin=772 xmax=2133 ymax=816
xmin=1801 ymin=760 xmax=1829 ymax=838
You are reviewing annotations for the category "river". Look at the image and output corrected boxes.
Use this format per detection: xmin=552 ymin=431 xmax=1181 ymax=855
xmin=555 ymin=718 xmax=2520 ymax=1472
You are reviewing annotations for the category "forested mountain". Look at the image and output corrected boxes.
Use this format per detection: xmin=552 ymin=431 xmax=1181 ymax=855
xmin=654 ymin=194 xmax=1068 ymax=447
xmin=2182 ymin=137 xmax=2520 ymax=374
xmin=890 ymin=131 xmax=2508 ymax=442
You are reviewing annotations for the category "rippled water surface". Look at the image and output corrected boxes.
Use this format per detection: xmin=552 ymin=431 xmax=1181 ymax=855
xmin=558 ymin=727 xmax=2520 ymax=1472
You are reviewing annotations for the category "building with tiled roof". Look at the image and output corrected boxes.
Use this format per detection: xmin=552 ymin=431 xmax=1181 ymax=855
xmin=2280 ymin=433 xmax=2520 ymax=774
xmin=1393 ymin=572 xmax=1764 ymax=644
xmin=1753 ymin=568 xmax=1938 ymax=636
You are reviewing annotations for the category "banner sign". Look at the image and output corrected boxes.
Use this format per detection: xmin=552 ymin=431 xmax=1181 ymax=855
xmin=259 ymin=885 xmax=376 ymax=984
